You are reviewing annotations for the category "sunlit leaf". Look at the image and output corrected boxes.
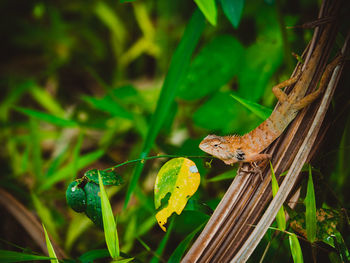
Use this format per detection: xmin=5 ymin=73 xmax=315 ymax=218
xmin=194 ymin=0 xmax=217 ymax=26
xmin=154 ymin=158 xmax=200 ymax=231
xmin=0 ymin=250 xmax=51 ymax=263
xmin=270 ymin=162 xmax=286 ymax=231
xmin=231 ymin=93 xmax=272 ymax=120
xmin=305 ymin=165 xmax=316 ymax=243
xmin=220 ymin=0 xmax=245 ymax=28
xmin=42 ymin=224 xmax=59 ymax=263
xmin=289 ymin=233 xmax=304 ymax=263
xmin=124 ymin=10 xmax=205 ymax=208
xmin=98 ymin=171 xmax=120 ymax=258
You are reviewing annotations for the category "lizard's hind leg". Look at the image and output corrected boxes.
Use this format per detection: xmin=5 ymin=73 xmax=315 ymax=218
xmin=272 ymin=67 xmax=302 ymax=103
xmin=294 ymin=55 xmax=343 ymax=110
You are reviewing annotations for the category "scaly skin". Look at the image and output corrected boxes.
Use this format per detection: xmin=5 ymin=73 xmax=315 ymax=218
xmin=199 ymin=24 xmax=342 ymax=165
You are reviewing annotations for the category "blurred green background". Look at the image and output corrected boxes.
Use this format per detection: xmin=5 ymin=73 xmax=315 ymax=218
xmin=1 ymin=0 xmax=350 ymax=262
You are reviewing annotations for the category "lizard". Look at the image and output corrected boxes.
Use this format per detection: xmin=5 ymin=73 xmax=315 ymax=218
xmin=199 ymin=23 xmax=343 ymax=166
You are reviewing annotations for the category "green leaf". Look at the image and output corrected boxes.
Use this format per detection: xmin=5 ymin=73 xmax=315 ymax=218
xmin=193 ymin=91 xmax=260 ymax=134
xmin=150 ymin=220 xmax=174 ymax=263
xmin=15 ymin=107 xmax=77 ymax=127
xmin=168 ymin=223 xmax=205 ymax=263
xmin=79 ymin=249 xmax=110 ymax=263
xmin=83 ymin=95 xmax=132 ymax=119
xmin=42 ymin=224 xmax=59 ymax=263
xmin=0 ymin=250 xmax=52 ymax=263
xmin=231 ymin=93 xmax=272 ymax=120
xmin=206 ymin=169 xmax=237 ymax=182
xmin=289 ymin=233 xmax=304 ymax=263
xmin=98 ymin=171 xmax=120 ymax=258
xmin=154 ymin=158 xmax=200 ymax=231
xmin=30 ymin=86 xmax=66 ymax=117
xmin=32 ymin=193 xmax=59 ymax=241
xmin=220 ymin=0 xmax=245 ymax=28
xmin=270 ymin=162 xmax=286 ymax=231
xmin=177 ymin=35 xmax=244 ymax=100
xmin=124 ymin=9 xmax=206 ymax=208
xmin=85 ymin=169 xmax=124 ymax=186
xmin=194 ymin=0 xmax=217 ymax=26
xmin=237 ymin=6 xmax=283 ymax=101
xmin=304 ymin=165 xmax=316 ymax=243
xmin=38 ymin=149 xmax=104 ymax=192
xmin=30 ymin=118 xmax=43 ymax=181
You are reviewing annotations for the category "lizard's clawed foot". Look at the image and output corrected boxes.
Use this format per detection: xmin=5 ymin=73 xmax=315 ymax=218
xmin=238 ymin=162 xmax=264 ymax=180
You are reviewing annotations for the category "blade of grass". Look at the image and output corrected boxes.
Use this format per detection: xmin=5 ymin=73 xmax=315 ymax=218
xmin=230 ymin=93 xmax=272 ymax=120
xmin=0 ymin=250 xmax=52 ymax=263
xmin=289 ymin=233 xmax=304 ymax=263
xmin=194 ymin=0 xmax=217 ymax=26
xmin=15 ymin=107 xmax=78 ymax=127
xmin=38 ymin=149 xmax=104 ymax=192
xmin=42 ymin=224 xmax=59 ymax=263
xmin=98 ymin=171 xmax=120 ymax=259
xmin=32 ymin=193 xmax=59 ymax=242
xmin=30 ymin=86 xmax=66 ymax=117
xmin=30 ymin=118 xmax=44 ymax=181
xmin=124 ymin=9 xmax=206 ymax=208
xmin=270 ymin=162 xmax=286 ymax=231
xmin=168 ymin=223 xmax=205 ymax=263
xmin=150 ymin=219 xmax=174 ymax=263
xmin=305 ymin=165 xmax=316 ymax=243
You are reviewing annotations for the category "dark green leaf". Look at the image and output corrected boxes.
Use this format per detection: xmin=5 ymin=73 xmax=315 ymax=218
xmin=178 ymin=35 xmax=244 ymax=100
xmin=79 ymin=249 xmax=110 ymax=263
xmin=124 ymin=9 xmax=206 ymax=208
xmin=168 ymin=223 xmax=205 ymax=263
xmin=85 ymin=169 xmax=124 ymax=186
xmin=220 ymin=0 xmax=245 ymax=28
xmin=82 ymin=95 xmax=132 ymax=119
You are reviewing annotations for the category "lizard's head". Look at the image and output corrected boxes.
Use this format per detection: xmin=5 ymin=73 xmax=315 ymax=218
xmin=199 ymin=135 xmax=236 ymax=163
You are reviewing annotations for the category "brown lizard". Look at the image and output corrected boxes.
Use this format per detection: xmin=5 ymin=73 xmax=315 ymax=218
xmin=199 ymin=24 xmax=343 ymax=165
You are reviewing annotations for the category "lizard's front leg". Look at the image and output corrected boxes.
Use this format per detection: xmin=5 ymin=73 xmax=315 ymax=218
xmin=293 ymin=55 xmax=343 ymax=110
xmin=272 ymin=67 xmax=302 ymax=103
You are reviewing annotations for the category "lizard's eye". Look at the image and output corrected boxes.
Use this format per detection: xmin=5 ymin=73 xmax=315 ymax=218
xmin=214 ymin=144 xmax=219 ymax=147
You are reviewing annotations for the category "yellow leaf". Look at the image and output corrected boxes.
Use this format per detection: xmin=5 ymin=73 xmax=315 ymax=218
xmin=154 ymin=158 xmax=200 ymax=231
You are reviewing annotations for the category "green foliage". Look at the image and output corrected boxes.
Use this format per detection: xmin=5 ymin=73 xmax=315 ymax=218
xmin=289 ymin=233 xmax=304 ymax=263
xmin=98 ymin=171 xmax=120 ymax=259
xmin=1 ymin=0 xmax=348 ymax=262
xmin=43 ymin=224 xmax=59 ymax=263
xmin=304 ymin=165 xmax=317 ymax=243
xmin=270 ymin=162 xmax=286 ymax=231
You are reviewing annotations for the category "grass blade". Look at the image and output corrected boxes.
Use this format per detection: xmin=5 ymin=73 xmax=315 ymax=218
xmin=270 ymin=162 xmax=286 ymax=231
xmin=194 ymin=0 xmax=217 ymax=26
xmin=0 ymin=250 xmax=52 ymax=263
xmin=220 ymin=0 xmax=245 ymax=28
xmin=15 ymin=107 xmax=77 ymax=127
xmin=168 ymin=223 xmax=205 ymax=263
xmin=305 ymin=165 xmax=316 ymax=243
xmin=231 ymin=93 xmax=272 ymax=120
xmin=38 ymin=149 xmax=104 ymax=192
xmin=124 ymin=9 xmax=206 ymax=208
xmin=42 ymin=224 xmax=59 ymax=263
xmin=289 ymin=233 xmax=304 ymax=263
xmin=98 ymin=171 xmax=120 ymax=258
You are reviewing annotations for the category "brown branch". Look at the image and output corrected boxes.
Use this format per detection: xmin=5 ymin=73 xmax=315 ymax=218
xmin=0 ymin=188 xmax=66 ymax=259
xmin=183 ymin=0 xmax=348 ymax=262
